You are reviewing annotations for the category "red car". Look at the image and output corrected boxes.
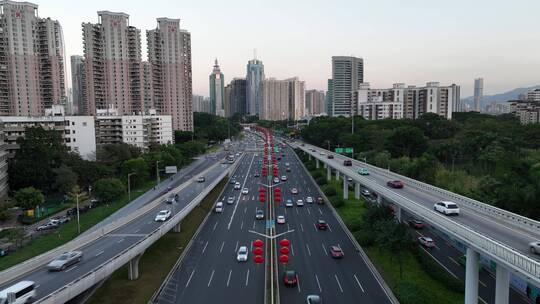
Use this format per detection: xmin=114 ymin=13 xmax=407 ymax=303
xmin=329 ymin=246 xmax=344 ymax=259
xmin=316 ymin=220 xmax=328 ymax=230
xmin=283 ymin=270 xmax=298 ymax=287
xmin=343 ymin=160 xmax=352 ymax=166
xmin=387 ymin=180 xmax=404 ymax=189
xmin=409 ymin=219 xmax=424 ymax=229
xmin=316 ymin=197 xmax=324 ymax=205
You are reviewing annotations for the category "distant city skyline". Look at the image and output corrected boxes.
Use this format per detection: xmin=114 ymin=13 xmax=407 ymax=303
xmin=28 ymin=0 xmax=540 ymax=97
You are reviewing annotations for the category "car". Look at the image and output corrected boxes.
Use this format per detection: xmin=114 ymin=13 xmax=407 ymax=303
xmin=530 ymin=241 xmax=540 ymax=254
xmin=227 ymin=196 xmax=235 ymax=204
xmin=347 ymin=177 xmax=353 ymax=182
xmin=285 ymin=162 xmax=290 ymax=167
xmin=197 ymin=176 xmax=205 ymax=183
xmin=166 ymin=186 xmax=173 ymax=192
xmin=408 ymin=219 xmax=425 ymax=229
xmin=343 ymin=160 xmax=352 ymax=166
xmin=214 ymin=202 xmax=223 ymax=213
xmin=277 ymin=156 xmax=281 ymax=161
xmin=327 ymin=155 xmax=334 ymax=159
xmin=319 ymin=152 xmax=326 ymax=156
xmin=286 ymin=167 xmax=291 ymax=172
xmin=361 ymin=189 xmax=371 ymax=196
xmin=254 ymin=172 xmax=260 ymax=177
xmin=155 ymin=210 xmax=172 ymax=222
xmin=256 ymin=209 xmax=264 ymax=219
xmin=329 ymin=246 xmax=344 ymax=259
xmin=237 ymin=246 xmax=249 ymax=262
xmin=316 ymin=220 xmax=328 ymax=230
xmin=434 ymin=201 xmax=460 ymax=215
xmin=316 ymin=197 xmax=324 ymax=205
xmin=283 ymin=270 xmax=298 ymax=287
xmin=48 ymin=219 xmax=60 ymax=226
xmin=281 ymin=175 xmax=287 ymax=181
xmin=291 ymin=188 xmax=298 ymax=194
xmin=242 ymin=188 xmax=249 ymax=194
xmin=36 ymin=222 xmax=58 ymax=231
xmin=387 ymin=180 xmax=404 ymax=189
xmin=357 ymin=168 xmax=369 ymax=175
xmin=296 ymin=199 xmax=304 ymax=206
xmin=306 ymin=295 xmax=322 ymax=304
xmin=305 ymin=196 xmax=313 ymax=203
xmin=53 ymin=216 xmax=71 ymax=224
xmin=166 ymin=194 xmax=176 ymax=204
xmin=277 ymin=215 xmax=286 ymax=224
xmin=0 ymin=281 xmax=36 ymax=304
xmin=301 ymin=143 xmax=305 ymax=146
xmin=274 ymin=177 xmax=280 ymax=183
xmin=285 ymin=199 xmax=294 ymax=207
xmin=418 ymin=236 xmax=436 ymax=248
xmin=234 ymin=182 xmax=241 ymax=190
xmin=47 ymin=251 xmax=83 ymax=271
xmin=229 ymin=179 xmax=236 ymax=185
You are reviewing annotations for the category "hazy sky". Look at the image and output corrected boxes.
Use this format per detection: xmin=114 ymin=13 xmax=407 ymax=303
xmin=32 ymin=0 xmax=540 ymax=97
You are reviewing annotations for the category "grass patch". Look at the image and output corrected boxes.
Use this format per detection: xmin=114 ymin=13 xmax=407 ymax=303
xmin=87 ymin=179 xmax=226 ymax=304
xmin=0 ymin=180 xmax=156 ymax=271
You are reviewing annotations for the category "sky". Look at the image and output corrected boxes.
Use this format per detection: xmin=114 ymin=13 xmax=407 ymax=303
xmin=32 ymin=0 xmax=540 ymax=98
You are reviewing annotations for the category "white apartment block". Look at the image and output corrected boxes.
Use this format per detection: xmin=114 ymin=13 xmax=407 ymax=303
xmin=95 ymin=108 xmax=173 ymax=150
xmin=526 ymin=89 xmax=540 ymax=102
xmin=0 ymin=107 xmax=96 ymax=160
xmin=305 ymin=90 xmax=326 ymax=115
xmin=357 ymin=83 xmax=404 ymax=120
xmin=260 ymin=77 xmax=305 ymax=121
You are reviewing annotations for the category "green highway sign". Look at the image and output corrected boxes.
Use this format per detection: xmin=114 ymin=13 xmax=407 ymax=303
xmin=335 ymin=147 xmax=353 ymax=154
xmin=335 ymin=148 xmax=344 ymax=153
xmin=345 ymin=148 xmax=354 ymax=153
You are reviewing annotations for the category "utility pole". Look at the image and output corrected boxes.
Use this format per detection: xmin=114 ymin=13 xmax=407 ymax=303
xmin=76 ymin=192 xmax=80 ymax=234
xmin=156 ymin=160 xmax=161 ymax=185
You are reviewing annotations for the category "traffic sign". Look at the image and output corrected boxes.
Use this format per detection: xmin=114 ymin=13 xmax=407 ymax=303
xmin=345 ymin=148 xmax=354 ymax=153
xmin=334 ymin=148 xmax=343 ymax=153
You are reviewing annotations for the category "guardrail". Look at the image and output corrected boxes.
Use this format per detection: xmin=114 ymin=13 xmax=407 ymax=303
xmin=37 ymin=159 xmax=240 ymax=304
xmin=298 ymin=147 xmax=540 ymax=285
xmin=0 ymin=160 xmax=223 ymax=288
xmin=298 ymin=142 xmax=540 ymax=236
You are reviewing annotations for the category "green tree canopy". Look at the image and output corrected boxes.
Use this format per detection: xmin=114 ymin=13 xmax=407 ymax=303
xmin=93 ymin=178 xmax=125 ymax=203
xmin=14 ymin=187 xmax=44 ymax=210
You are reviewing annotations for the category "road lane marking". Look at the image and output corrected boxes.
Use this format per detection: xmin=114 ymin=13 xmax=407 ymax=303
xmin=317 ymin=208 xmax=322 ymax=215
xmin=420 ymin=247 xmax=458 ymax=279
xmin=300 ymin=223 xmax=304 ymax=232
xmin=240 ymin=221 xmax=244 ymax=230
xmin=207 ymin=270 xmax=215 ymax=287
xmin=307 ymin=208 xmax=311 ymax=215
xmin=134 ymin=228 xmax=141 ymax=233
xmin=202 ymin=241 xmax=209 ymax=254
xmin=315 ymin=274 xmax=322 ymax=292
xmin=335 ymin=274 xmax=344 ymax=293
xmin=244 ymin=207 xmax=247 ymax=214
xmin=322 ymin=243 xmax=328 ymax=255
xmin=296 ymin=208 xmax=299 ymax=215
xmin=328 ymin=224 xmax=332 ymax=232
xmin=252 ymin=221 xmax=256 ymax=229
xmin=479 ymin=297 xmax=488 ymax=304
xmin=228 ymin=155 xmax=255 ymax=230
xmin=65 ymin=265 xmax=78 ymax=272
xmin=354 ymin=274 xmax=365 ymax=292
xmin=227 ymin=270 xmax=232 ymax=287
xmin=220 ymin=241 xmax=225 ymax=253
xmin=213 ymin=221 xmax=218 ymax=231
xmin=306 ymin=243 xmax=311 ymax=256
xmin=448 ymin=256 xmax=460 ymax=266
xmin=291 ymin=243 xmax=295 ymax=256
xmin=185 ymin=270 xmax=196 ymax=287
xmin=245 ymin=269 xmax=250 ymax=286
xmin=236 ymin=241 xmax=239 ymax=252
xmin=117 ymin=238 xmax=125 ymax=244
xmin=297 ymin=274 xmax=301 ymax=293
xmin=287 ymin=224 xmax=290 ymax=231
xmin=95 ymin=250 xmax=104 ymax=257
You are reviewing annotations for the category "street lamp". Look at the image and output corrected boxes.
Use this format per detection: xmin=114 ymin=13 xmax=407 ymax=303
xmin=75 ymin=192 xmax=81 ymax=234
xmin=128 ymin=172 xmax=136 ymax=201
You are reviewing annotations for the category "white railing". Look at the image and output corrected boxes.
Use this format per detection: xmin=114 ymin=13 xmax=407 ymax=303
xmin=37 ymin=159 xmax=239 ymax=304
xmin=298 ymin=146 xmax=540 ymax=285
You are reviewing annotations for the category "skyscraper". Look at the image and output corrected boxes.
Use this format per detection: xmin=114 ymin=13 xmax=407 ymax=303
xmin=230 ymin=78 xmax=247 ymax=116
xmin=326 ymin=79 xmax=333 ymax=116
xmin=142 ymin=61 xmax=153 ymax=112
xmin=82 ymin=11 xmax=144 ymax=116
xmin=287 ymin=77 xmax=305 ymax=120
xmin=260 ymin=77 xmax=305 ymax=121
xmin=305 ymin=90 xmax=326 ymax=115
xmin=147 ymin=18 xmax=193 ymax=131
xmin=0 ymin=1 xmax=67 ymax=116
xmin=474 ymin=78 xmax=483 ymax=112
xmin=331 ymin=56 xmax=364 ymax=117
xmin=246 ymin=56 xmax=265 ymax=116
xmin=71 ymin=55 xmax=84 ymax=114
xmin=209 ymin=59 xmax=225 ymax=116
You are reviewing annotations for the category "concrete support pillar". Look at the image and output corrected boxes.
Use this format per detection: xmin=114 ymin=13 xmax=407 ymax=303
xmin=173 ymin=221 xmax=182 ymax=233
xmin=343 ymin=177 xmax=349 ymax=200
xmin=376 ymin=194 xmax=382 ymax=204
xmin=465 ymin=247 xmax=480 ymax=304
xmin=128 ymin=253 xmax=144 ymax=280
xmin=495 ymin=264 xmax=510 ymax=304
xmin=327 ymin=166 xmax=332 ymax=181
xmin=336 ymin=170 xmax=340 ymax=181
xmin=316 ymin=159 xmax=320 ymax=169
xmin=323 ymin=162 xmax=327 ymax=169
xmin=354 ymin=183 xmax=361 ymax=200
xmin=395 ymin=205 xmax=401 ymax=223
xmin=309 ymin=154 xmax=312 ymax=161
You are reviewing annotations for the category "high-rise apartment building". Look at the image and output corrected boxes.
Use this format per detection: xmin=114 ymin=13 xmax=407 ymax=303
xmin=331 ymin=56 xmax=363 ymax=117
xmin=192 ymin=95 xmax=212 ymax=114
xmin=305 ymin=90 xmax=326 ymax=115
xmin=246 ymin=57 xmax=265 ymax=116
xmin=326 ymin=79 xmax=333 ymax=115
xmin=209 ymin=59 xmax=225 ymax=116
xmin=0 ymin=1 xmax=67 ymax=116
xmin=71 ymin=55 xmax=84 ymax=114
xmin=224 ymin=84 xmax=231 ymax=117
xmin=473 ymin=78 xmax=483 ymax=112
xmin=142 ymin=61 xmax=153 ymax=112
xmin=0 ymin=122 xmax=7 ymax=202
xmin=230 ymin=78 xmax=247 ymax=116
xmin=260 ymin=77 xmax=305 ymax=121
xmin=147 ymin=18 xmax=193 ymax=131
xmin=287 ymin=77 xmax=305 ymax=120
xmin=82 ymin=11 xmax=144 ymax=116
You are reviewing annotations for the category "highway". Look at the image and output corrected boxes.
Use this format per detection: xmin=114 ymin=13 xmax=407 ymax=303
xmin=294 ymin=141 xmax=540 ymax=264
xmin=0 ymin=148 xmax=237 ymax=302
xmin=155 ymin=132 xmax=395 ymax=304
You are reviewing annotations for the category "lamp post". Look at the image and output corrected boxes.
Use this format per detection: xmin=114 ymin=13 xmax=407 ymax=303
xmin=128 ymin=173 xmax=136 ymax=202
xmin=156 ymin=160 xmax=161 ymax=185
xmin=76 ymin=192 xmax=81 ymax=234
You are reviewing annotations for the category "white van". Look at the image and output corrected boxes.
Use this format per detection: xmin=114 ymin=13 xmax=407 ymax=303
xmin=214 ymin=202 xmax=223 ymax=213
xmin=0 ymin=280 xmax=36 ymax=304
xmin=434 ymin=201 xmax=460 ymax=215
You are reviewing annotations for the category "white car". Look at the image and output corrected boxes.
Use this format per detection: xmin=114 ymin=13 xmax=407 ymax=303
xmin=227 ymin=196 xmax=235 ymax=204
xmin=242 ymin=188 xmax=249 ymax=194
xmin=433 ymin=201 xmax=460 ymax=215
xmin=277 ymin=215 xmax=286 ymax=224
xmin=234 ymin=182 xmax=241 ymax=190
xmin=305 ymin=196 xmax=314 ymax=203
xmin=281 ymin=175 xmax=287 ymax=181
xmin=319 ymin=152 xmax=326 ymax=156
xmin=285 ymin=199 xmax=294 ymax=207
xmin=291 ymin=188 xmax=298 ymax=194
xmin=155 ymin=210 xmax=172 ymax=222
xmin=274 ymin=177 xmax=280 ymax=183
xmin=530 ymin=241 xmax=540 ymax=254
xmin=296 ymin=199 xmax=304 ymax=207
xmin=237 ymin=246 xmax=248 ymax=262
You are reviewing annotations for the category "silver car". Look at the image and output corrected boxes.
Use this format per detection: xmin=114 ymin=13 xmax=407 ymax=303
xmin=47 ymin=251 xmax=83 ymax=271
xmin=530 ymin=241 xmax=540 ymax=254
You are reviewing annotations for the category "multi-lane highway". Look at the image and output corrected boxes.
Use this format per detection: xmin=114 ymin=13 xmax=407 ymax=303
xmin=155 ymin=132 xmax=395 ymax=303
xmin=0 ymin=149 xmax=237 ymax=302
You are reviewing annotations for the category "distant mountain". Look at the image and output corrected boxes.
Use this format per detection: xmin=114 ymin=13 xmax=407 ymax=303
xmin=461 ymin=85 xmax=540 ymax=109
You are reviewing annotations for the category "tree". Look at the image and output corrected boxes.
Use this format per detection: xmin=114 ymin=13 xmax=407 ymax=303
xmin=174 ymin=131 xmax=193 ymax=143
xmin=93 ymin=178 xmax=125 ymax=203
xmin=14 ymin=187 xmax=44 ymax=210
xmin=121 ymin=157 xmax=149 ymax=186
xmin=385 ymin=126 xmax=428 ymax=158
xmin=375 ymin=220 xmax=413 ymax=278
xmin=53 ymin=164 xmax=78 ymax=195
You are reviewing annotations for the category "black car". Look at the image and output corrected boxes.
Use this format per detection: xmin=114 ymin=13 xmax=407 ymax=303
xmin=254 ymin=172 xmax=260 ymax=177
xmin=283 ymin=270 xmax=298 ymax=287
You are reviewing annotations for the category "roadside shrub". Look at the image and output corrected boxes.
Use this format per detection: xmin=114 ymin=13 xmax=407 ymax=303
xmin=393 ymin=282 xmax=430 ymax=304
xmin=353 ymin=230 xmax=375 ymax=247
xmin=347 ymin=217 xmax=363 ymax=232
xmin=315 ymin=176 xmax=327 ymax=185
xmin=305 ymin=162 xmax=315 ymax=171
xmin=323 ymin=186 xmax=337 ymax=196
xmin=312 ymin=171 xmax=323 ymax=180
xmin=332 ymin=197 xmax=345 ymax=208
xmin=416 ymin=248 xmax=465 ymax=293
